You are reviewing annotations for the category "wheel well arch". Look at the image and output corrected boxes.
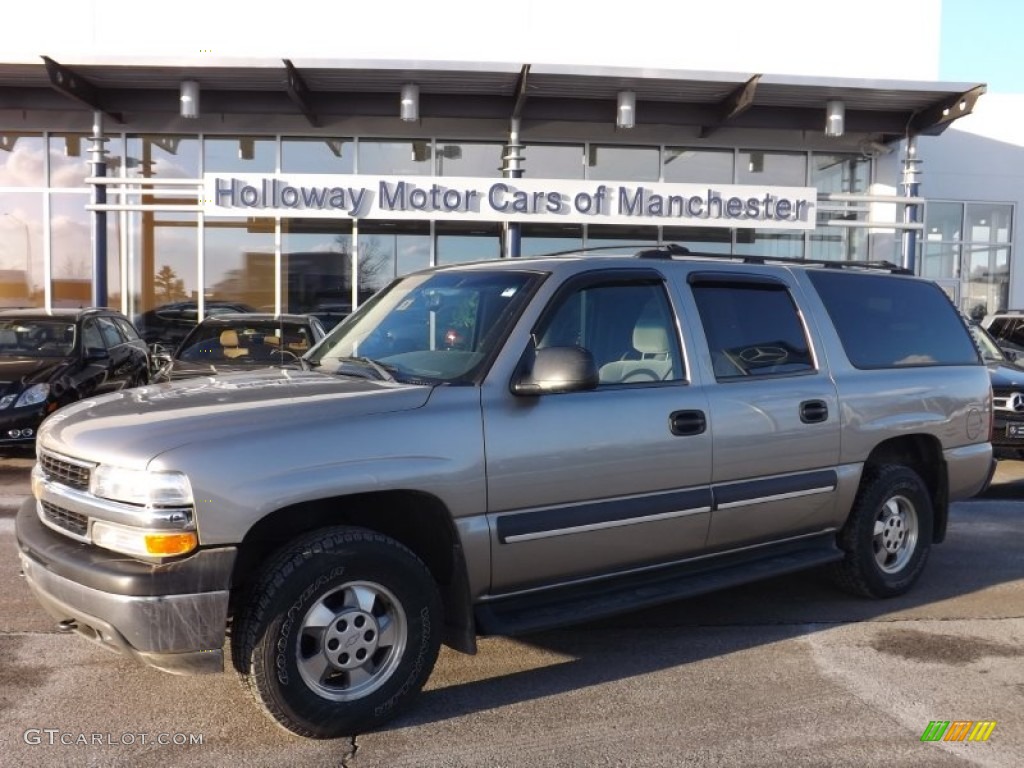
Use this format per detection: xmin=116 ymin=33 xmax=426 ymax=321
xmin=230 ymin=490 xmax=476 ymax=653
xmin=862 ymin=434 xmax=949 ymax=543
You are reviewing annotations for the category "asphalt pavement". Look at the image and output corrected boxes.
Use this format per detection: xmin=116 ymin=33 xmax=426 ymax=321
xmin=0 ymin=455 xmax=1021 ymax=767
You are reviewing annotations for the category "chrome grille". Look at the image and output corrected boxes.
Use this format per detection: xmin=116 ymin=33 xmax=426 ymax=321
xmin=41 ymin=500 xmax=88 ymax=537
xmin=40 ymin=451 xmax=92 ymax=491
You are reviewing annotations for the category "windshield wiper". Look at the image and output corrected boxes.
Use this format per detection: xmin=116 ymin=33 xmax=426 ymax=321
xmin=335 ymin=356 xmax=397 ymax=382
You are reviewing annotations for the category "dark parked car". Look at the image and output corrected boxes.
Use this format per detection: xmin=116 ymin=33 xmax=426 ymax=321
xmin=968 ymin=320 xmax=1024 ymax=458
xmin=152 ymin=313 xmax=326 ymax=382
xmin=980 ymin=309 xmax=1024 ymax=359
xmin=134 ymin=301 xmax=256 ymax=348
xmin=0 ymin=307 xmax=149 ymax=446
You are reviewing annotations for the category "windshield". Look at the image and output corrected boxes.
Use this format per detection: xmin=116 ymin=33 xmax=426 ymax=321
xmin=968 ymin=322 xmax=1007 ymax=363
xmin=0 ymin=319 xmax=76 ymax=358
xmin=178 ymin=320 xmax=314 ymax=364
xmin=307 ymin=269 xmax=542 ymax=384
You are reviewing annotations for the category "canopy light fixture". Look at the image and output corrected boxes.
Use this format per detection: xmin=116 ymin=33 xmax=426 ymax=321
xmin=616 ymin=90 xmax=636 ymax=129
xmin=180 ymin=80 xmax=200 ymax=119
xmin=400 ymin=84 xmax=419 ymax=122
xmin=825 ymin=99 xmax=845 ymax=137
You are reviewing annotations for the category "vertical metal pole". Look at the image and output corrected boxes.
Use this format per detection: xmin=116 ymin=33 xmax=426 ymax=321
xmin=501 ymin=117 xmax=524 ymax=258
xmin=901 ymin=136 xmax=921 ymax=273
xmin=89 ymin=111 xmax=108 ymax=306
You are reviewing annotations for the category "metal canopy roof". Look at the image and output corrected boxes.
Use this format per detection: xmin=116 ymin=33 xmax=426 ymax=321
xmin=0 ymin=57 xmax=985 ymax=141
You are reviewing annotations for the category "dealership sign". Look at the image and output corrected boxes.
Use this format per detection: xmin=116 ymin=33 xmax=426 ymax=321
xmin=202 ymin=173 xmax=816 ymax=230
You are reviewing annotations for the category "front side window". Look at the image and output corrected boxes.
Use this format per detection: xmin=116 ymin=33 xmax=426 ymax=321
xmin=535 ymin=279 xmax=683 ymax=385
xmin=692 ymin=276 xmax=814 ymax=380
xmin=308 ymin=269 xmax=542 ymax=384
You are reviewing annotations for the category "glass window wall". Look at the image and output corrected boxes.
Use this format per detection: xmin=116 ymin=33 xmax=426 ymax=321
xmin=48 ymin=134 xmax=91 ymax=188
xmin=435 ymin=142 xmax=503 ymax=178
xmin=204 ymin=136 xmax=275 ymax=173
xmin=358 ymin=140 xmax=432 ymax=176
xmin=204 ymin=217 xmax=274 ymax=312
xmin=282 ymin=138 xmax=354 ymax=174
xmin=587 ymin=145 xmax=659 ymax=182
xmin=357 ymin=221 xmax=431 ymax=296
xmin=127 ymin=135 xmax=201 ymax=180
xmin=0 ymin=133 xmax=45 ymax=187
xmin=520 ymin=223 xmax=584 ymax=257
xmin=0 ymin=193 xmax=42 ymax=307
xmin=281 ymin=219 xmax=354 ymax=317
xmin=521 ymin=144 xmax=584 ymax=180
xmin=662 ymin=148 xmax=734 ymax=184
xmin=737 ymin=150 xmax=806 ymax=187
xmin=436 ymin=222 xmax=501 ymax=264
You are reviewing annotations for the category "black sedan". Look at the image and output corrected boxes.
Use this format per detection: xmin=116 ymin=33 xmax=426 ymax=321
xmin=0 ymin=308 xmax=150 ymax=446
xmin=968 ymin=321 xmax=1024 ymax=459
xmin=152 ymin=313 xmax=326 ymax=382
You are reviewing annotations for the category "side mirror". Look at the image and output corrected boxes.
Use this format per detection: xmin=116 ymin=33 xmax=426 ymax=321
xmin=511 ymin=346 xmax=599 ymax=396
xmin=1004 ymin=348 xmax=1019 ymax=362
xmin=84 ymin=347 xmax=109 ymax=362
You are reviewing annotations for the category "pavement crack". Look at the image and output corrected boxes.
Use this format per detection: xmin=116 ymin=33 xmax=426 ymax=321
xmin=341 ymin=734 xmax=358 ymax=767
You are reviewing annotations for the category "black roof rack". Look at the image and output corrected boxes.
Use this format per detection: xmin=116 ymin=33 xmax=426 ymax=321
xmin=633 ymin=244 xmax=912 ymax=274
xmin=526 ymin=243 xmax=911 ymax=274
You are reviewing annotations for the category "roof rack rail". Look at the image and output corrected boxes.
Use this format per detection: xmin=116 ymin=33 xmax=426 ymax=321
xmin=633 ymin=244 xmax=912 ymax=274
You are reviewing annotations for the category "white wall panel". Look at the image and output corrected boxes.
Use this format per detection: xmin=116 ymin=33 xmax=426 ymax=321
xmin=5 ymin=0 xmax=942 ymax=82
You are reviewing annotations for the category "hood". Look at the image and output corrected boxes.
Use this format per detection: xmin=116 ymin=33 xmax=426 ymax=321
xmin=38 ymin=368 xmax=434 ymax=467
xmin=986 ymin=359 xmax=1024 ymax=391
xmin=0 ymin=356 xmax=68 ymax=393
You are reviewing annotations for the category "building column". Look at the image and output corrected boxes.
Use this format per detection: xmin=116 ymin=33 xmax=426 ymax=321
xmin=501 ymin=117 xmax=524 ymax=258
xmin=901 ymin=136 xmax=921 ymax=273
xmin=88 ymin=111 xmax=108 ymax=307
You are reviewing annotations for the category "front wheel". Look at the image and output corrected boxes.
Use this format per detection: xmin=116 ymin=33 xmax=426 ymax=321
xmin=232 ymin=527 xmax=442 ymax=738
xmin=830 ymin=464 xmax=934 ymax=598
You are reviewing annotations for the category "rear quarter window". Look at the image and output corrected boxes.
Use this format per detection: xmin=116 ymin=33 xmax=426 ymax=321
xmin=808 ymin=271 xmax=980 ymax=368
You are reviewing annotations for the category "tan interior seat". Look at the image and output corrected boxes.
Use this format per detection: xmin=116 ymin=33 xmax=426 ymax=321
xmin=220 ymin=329 xmax=249 ymax=359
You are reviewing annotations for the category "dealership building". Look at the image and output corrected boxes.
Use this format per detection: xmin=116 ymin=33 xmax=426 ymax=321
xmin=0 ymin=0 xmax=1019 ymax=324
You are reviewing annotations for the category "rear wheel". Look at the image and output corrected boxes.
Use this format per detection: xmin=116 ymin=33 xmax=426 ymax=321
xmin=830 ymin=464 xmax=934 ymax=598
xmin=232 ymin=526 xmax=442 ymax=738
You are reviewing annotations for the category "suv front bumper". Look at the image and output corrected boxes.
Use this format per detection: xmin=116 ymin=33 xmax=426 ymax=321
xmin=15 ymin=498 xmax=235 ymax=674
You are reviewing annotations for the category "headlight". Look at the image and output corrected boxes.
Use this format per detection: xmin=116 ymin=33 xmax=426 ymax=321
xmin=89 ymin=466 xmax=193 ymax=507
xmin=14 ymin=383 xmax=49 ymax=408
xmin=92 ymin=520 xmax=198 ymax=558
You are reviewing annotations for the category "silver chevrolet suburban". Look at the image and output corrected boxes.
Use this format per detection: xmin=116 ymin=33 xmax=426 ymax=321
xmin=15 ymin=249 xmax=995 ymax=738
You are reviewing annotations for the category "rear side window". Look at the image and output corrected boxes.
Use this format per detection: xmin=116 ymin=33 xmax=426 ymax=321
xmin=113 ymin=317 xmax=141 ymax=342
xmin=95 ymin=316 xmax=126 ymax=347
xmin=691 ymin=276 xmax=813 ymax=380
xmin=808 ymin=271 xmax=980 ymax=368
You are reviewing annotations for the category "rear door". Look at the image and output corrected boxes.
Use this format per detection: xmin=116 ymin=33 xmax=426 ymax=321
xmin=688 ymin=272 xmax=842 ymax=550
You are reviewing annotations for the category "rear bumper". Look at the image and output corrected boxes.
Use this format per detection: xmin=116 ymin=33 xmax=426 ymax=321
xmin=15 ymin=498 xmax=235 ymax=674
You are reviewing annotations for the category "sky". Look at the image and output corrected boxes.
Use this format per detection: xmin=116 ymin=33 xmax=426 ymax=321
xmin=940 ymin=0 xmax=1024 ymax=92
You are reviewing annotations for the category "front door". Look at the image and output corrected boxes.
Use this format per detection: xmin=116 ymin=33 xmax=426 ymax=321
xmin=483 ymin=271 xmax=713 ymax=593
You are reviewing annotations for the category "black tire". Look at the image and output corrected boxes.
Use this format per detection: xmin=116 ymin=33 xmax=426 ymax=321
xmin=830 ymin=464 xmax=934 ymax=598
xmin=231 ymin=526 xmax=442 ymax=738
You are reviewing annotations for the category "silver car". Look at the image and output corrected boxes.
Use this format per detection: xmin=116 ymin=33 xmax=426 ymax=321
xmin=16 ymin=250 xmax=994 ymax=738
